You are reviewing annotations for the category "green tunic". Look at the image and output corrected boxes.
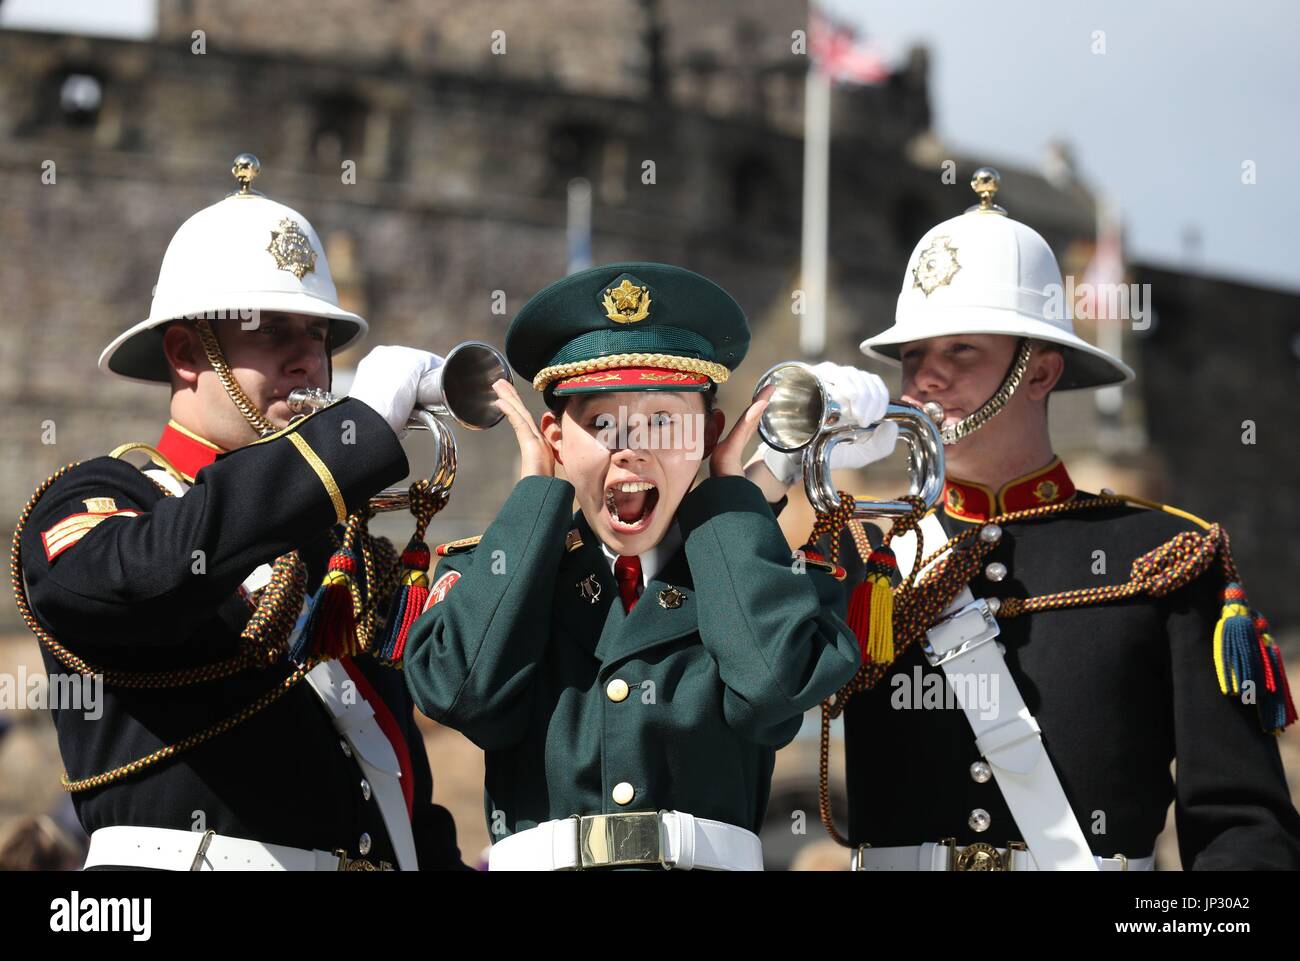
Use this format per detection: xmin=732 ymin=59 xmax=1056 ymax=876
xmin=403 ymin=474 xmax=859 ymax=838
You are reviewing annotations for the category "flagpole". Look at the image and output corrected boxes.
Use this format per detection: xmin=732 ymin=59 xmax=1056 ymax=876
xmin=800 ymin=63 xmax=831 ymax=357
xmin=566 ymin=177 xmax=592 ymax=275
xmin=1094 ymin=197 xmax=1123 ymax=417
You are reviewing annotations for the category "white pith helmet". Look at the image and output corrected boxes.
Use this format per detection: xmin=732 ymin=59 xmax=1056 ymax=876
xmin=860 ymin=167 xmax=1133 ymax=390
xmin=99 ymin=153 xmax=367 ymax=383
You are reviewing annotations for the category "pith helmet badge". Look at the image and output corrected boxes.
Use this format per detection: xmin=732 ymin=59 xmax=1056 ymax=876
xmin=266 ymin=217 xmax=318 ymax=279
xmin=911 ymin=235 xmax=961 ymax=296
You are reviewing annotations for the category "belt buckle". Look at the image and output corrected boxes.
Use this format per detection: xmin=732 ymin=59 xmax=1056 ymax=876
xmin=334 ymin=849 xmax=393 ymax=871
xmin=952 ymin=841 xmax=1008 ymax=872
xmin=189 ymin=829 xmax=216 ymax=871
xmin=576 ymin=812 xmax=665 ymax=869
xmin=850 ymin=842 xmax=871 ymax=872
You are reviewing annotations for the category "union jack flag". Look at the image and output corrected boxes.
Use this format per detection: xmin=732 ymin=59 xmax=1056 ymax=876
xmin=809 ymin=8 xmax=891 ymax=85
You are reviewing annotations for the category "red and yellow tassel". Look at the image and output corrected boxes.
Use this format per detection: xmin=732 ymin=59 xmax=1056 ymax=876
xmin=291 ymin=546 xmax=362 ymax=664
xmin=848 ymin=547 xmax=898 ymax=667
xmin=374 ymin=535 xmax=432 ymax=667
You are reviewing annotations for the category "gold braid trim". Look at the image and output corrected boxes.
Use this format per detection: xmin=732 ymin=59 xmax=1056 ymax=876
xmin=533 ymin=353 xmax=730 ymax=392
xmin=286 ymin=434 xmax=347 ymax=523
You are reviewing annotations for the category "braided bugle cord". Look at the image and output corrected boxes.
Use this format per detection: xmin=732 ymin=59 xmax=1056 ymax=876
xmin=12 ymin=463 xmax=310 ymax=791
xmin=815 ymin=492 xmax=1237 ymax=847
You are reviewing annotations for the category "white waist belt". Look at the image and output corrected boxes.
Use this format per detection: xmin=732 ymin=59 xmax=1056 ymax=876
xmin=84 ymin=825 xmax=390 ymax=871
xmin=488 ymin=811 xmax=763 ymax=871
xmin=852 ymin=842 xmax=1153 ymax=872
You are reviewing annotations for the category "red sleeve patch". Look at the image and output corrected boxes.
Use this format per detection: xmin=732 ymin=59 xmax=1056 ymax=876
xmin=421 ymin=570 xmax=461 ymax=613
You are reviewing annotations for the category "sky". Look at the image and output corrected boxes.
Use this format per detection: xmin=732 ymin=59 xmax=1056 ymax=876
xmin=824 ymin=0 xmax=1300 ymax=292
xmin=4 ymin=0 xmax=1298 ymax=292
xmin=0 ymin=0 xmax=155 ymax=38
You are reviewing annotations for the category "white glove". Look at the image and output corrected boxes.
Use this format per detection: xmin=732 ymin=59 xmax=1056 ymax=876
xmin=348 ymin=345 xmax=446 ymax=436
xmin=760 ymin=362 xmax=897 ymax=486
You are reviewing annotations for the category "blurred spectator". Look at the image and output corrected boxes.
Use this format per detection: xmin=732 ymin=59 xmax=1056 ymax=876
xmin=0 ymin=814 xmax=84 ymax=871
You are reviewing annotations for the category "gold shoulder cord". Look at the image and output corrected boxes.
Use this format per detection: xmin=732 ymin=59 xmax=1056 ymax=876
xmin=11 ymin=458 xmax=312 ymax=792
xmin=816 ymin=492 xmax=1230 ymax=847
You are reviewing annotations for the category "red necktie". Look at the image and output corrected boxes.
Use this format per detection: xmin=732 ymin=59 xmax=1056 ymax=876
xmin=614 ymin=556 xmax=642 ymax=613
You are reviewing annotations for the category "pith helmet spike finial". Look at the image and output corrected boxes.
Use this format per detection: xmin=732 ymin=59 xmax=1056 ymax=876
xmin=230 ymin=153 xmax=263 ymax=197
xmin=966 ymin=166 xmax=1006 ymax=215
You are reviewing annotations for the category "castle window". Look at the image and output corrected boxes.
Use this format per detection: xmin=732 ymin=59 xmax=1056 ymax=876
xmin=730 ymin=154 xmax=785 ymax=231
xmin=59 ymin=72 xmax=103 ymax=127
xmin=311 ymin=94 xmax=368 ymax=168
xmin=546 ymin=122 xmax=604 ymax=196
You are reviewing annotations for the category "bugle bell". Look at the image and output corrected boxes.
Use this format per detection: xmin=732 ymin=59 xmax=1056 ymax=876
xmin=752 ymin=361 xmax=945 ymax=518
xmin=288 ymin=340 xmax=512 ymax=512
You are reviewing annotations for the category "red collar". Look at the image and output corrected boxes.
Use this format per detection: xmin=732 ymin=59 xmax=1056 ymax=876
xmin=156 ymin=420 xmax=224 ymax=481
xmin=943 ymin=457 xmax=1076 ymax=522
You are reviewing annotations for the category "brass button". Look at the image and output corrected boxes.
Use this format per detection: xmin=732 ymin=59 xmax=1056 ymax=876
xmin=970 ymin=761 xmax=992 ymax=784
xmin=968 ymin=809 xmax=991 ymax=833
xmin=606 ymin=679 xmax=629 ymax=702
xmin=611 ymin=782 xmax=635 ymax=805
xmin=984 ymin=562 xmax=1008 ymax=583
xmin=358 ymin=832 xmax=372 ymax=855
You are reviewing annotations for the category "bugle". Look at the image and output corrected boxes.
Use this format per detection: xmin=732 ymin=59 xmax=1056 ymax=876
xmin=288 ymin=340 xmax=512 ymax=511
xmin=752 ymin=361 xmax=945 ymax=518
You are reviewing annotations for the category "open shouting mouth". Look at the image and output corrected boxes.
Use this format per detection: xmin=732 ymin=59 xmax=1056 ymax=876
xmin=604 ymin=479 xmax=659 ymax=535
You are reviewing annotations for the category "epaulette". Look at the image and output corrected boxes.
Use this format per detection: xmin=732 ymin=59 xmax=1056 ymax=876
xmin=435 ymin=535 xmax=483 ymax=556
xmin=1072 ymin=493 xmax=1294 ymax=734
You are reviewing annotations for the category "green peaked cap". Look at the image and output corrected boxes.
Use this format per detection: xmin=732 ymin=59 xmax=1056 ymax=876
xmin=505 ymin=262 xmax=750 ymax=396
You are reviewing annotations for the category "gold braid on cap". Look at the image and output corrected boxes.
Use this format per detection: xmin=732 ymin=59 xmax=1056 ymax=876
xmin=195 ymin=318 xmax=278 ymax=436
xmin=532 ymin=353 xmax=730 ymax=392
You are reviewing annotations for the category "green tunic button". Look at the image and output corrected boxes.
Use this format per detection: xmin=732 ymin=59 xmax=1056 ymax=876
xmin=612 ymin=782 xmax=635 ymax=805
xmin=606 ymin=679 xmax=629 ymax=702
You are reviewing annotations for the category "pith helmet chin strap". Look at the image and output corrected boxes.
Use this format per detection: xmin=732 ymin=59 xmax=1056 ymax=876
xmin=193 ymin=317 xmax=334 ymax=439
xmin=935 ymin=338 xmax=1033 ymax=446
xmin=195 ymin=318 xmax=278 ymax=436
